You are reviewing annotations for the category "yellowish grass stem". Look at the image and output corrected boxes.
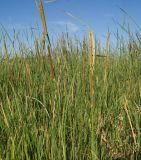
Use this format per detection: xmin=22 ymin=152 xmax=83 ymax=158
xmin=89 ymin=31 xmax=95 ymax=103
xmin=104 ymin=32 xmax=111 ymax=84
xmin=123 ymin=97 xmax=137 ymax=146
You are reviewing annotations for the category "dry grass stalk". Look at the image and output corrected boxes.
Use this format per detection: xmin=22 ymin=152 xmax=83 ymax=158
xmin=3 ymin=40 xmax=9 ymax=59
xmin=25 ymin=62 xmax=32 ymax=95
xmin=18 ymin=60 xmax=24 ymax=81
xmin=39 ymin=0 xmax=55 ymax=79
xmin=105 ymin=32 xmax=111 ymax=66
xmin=89 ymin=31 xmax=95 ymax=102
xmin=104 ymin=32 xmax=110 ymax=83
xmin=47 ymin=46 xmax=55 ymax=79
xmin=25 ymin=62 xmax=31 ymax=84
xmin=0 ymin=102 xmax=9 ymax=128
xmin=123 ymin=97 xmax=137 ymax=146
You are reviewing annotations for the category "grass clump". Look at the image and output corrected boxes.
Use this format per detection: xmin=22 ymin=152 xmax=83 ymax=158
xmin=0 ymin=26 xmax=140 ymax=160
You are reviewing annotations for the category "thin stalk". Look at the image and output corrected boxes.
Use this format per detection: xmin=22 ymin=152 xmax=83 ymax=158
xmin=104 ymin=32 xmax=110 ymax=84
xmin=89 ymin=31 xmax=97 ymax=160
xmin=39 ymin=0 xmax=55 ymax=79
xmin=123 ymin=97 xmax=137 ymax=146
xmin=89 ymin=31 xmax=95 ymax=103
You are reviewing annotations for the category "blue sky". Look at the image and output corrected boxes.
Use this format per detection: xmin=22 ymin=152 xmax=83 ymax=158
xmin=0 ymin=0 xmax=141 ymax=41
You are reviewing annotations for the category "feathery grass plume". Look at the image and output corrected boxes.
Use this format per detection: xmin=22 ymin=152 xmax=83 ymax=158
xmin=38 ymin=0 xmax=55 ymax=79
xmin=88 ymin=31 xmax=95 ymax=102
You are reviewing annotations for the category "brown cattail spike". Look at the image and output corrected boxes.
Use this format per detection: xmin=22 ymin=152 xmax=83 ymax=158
xmin=38 ymin=0 xmax=55 ymax=79
xmin=39 ymin=0 xmax=48 ymax=36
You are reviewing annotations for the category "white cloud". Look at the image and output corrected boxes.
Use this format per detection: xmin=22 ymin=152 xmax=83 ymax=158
xmin=49 ymin=21 xmax=79 ymax=32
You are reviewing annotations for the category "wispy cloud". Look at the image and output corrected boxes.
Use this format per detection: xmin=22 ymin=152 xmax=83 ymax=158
xmin=49 ymin=21 xmax=79 ymax=32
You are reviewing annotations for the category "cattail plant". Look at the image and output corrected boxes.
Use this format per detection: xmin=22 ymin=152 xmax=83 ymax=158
xmin=38 ymin=0 xmax=55 ymax=79
xmin=88 ymin=31 xmax=95 ymax=103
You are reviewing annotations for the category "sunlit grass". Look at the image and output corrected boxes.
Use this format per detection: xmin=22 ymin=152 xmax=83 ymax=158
xmin=0 ymin=25 xmax=140 ymax=159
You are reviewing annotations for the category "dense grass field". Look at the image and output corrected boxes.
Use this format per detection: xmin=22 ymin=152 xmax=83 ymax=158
xmin=0 ymin=28 xmax=141 ymax=160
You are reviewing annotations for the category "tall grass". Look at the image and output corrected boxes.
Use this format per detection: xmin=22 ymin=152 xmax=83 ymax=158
xmin=0 ymin=23 xmax=140 ymax=159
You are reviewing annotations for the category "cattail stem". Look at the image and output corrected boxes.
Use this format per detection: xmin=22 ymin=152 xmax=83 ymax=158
xmin=39 ymin=0 xmax=55 ymax=79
